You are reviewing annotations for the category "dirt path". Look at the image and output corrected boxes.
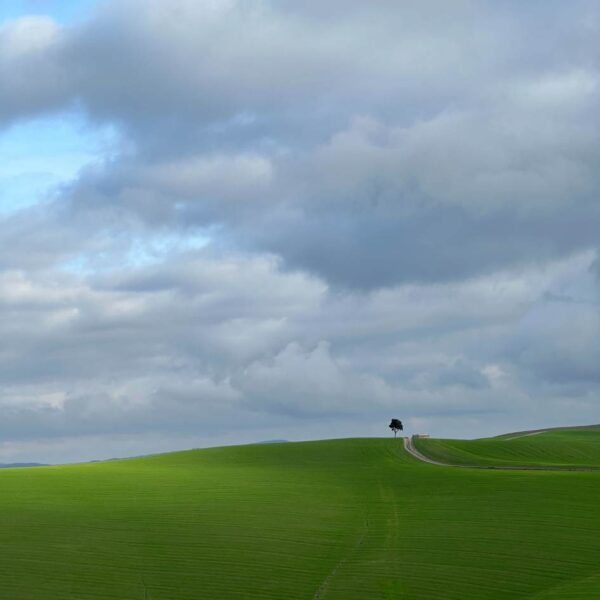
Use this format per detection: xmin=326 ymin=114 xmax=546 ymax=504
xmin=403 ymin=437 xmax=449 ymax=467
xmin=402 ymin=436 xmax=600 ymax=472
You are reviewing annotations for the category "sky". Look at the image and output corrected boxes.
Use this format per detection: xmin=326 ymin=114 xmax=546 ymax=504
xmin=0 ymin=0 xmax=599 ymax=463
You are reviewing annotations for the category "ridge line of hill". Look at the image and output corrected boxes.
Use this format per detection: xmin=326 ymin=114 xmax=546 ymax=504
xmin=491 ymin=423 xmax=600 ymax=439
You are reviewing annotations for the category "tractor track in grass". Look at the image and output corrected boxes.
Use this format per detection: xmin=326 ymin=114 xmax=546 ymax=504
xmin=312 ymin=519 xmax=369 ymax=600
xmin=403 ymin=436 xmax=600 ymax=472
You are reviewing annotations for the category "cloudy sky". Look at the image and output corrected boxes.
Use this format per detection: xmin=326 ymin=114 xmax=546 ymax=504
xmin=0 ymin=0 xmax=599 ymax=463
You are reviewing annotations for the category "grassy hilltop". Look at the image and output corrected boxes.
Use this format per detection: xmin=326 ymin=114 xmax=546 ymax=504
xmin=0 ymin=430 xmax=599 ymax=598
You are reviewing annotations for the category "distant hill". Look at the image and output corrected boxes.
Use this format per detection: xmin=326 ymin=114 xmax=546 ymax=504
xmin=0 ymin=462 xmax=47 ymax=468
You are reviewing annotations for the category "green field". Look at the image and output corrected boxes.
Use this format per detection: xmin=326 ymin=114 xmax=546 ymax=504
xmin=413 ymin=427 xmax=600 ymax=468
xmin=1 ymin=431 xmax=600 ymax=598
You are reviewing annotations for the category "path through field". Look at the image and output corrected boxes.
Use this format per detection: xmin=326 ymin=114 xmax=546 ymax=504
xmin=403 ymin=437 xmax=448 ymax=466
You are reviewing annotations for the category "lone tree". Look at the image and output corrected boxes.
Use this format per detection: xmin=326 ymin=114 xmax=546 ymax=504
xmin=389 ymin=419 xmax=403 ymax=438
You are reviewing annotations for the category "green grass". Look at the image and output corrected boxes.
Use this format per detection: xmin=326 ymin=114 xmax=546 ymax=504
xmin=413 ymin=427 xmax=600 ymax=468
xmin=0 ymin=433 xmax=599 ymax=598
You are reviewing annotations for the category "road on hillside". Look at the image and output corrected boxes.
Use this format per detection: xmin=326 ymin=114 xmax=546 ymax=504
xmin=402 ymin=435 xmax=600 ymax=472
xmin=403 ymin=437 xmax=449 ymax=467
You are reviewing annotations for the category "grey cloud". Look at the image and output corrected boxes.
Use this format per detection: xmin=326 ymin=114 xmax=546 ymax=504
xmin=53 ymin=95 xmax=600 ymax=289
xmin=2 ymin=1 xmax=599 ymax=288
xmin=0 ymin=1 xmax=599 ymax=460
xmin=0 ymin=249 xmax=595 ymax=447
xmin=244 ymin=97 xmax=600 ymax=287
xmin=433 ymin=360 xmax=491 ymax=390
xmin=233 ymin=341 xmax=396 ymax=418
xmin=0 ymin=16 xmax=71 ymax=122
xmin=504 ymin=297 xmax=600 ymax=386
xmin=0 ymin=1 xmax=501 ymax=127
xmin=0 ymin=1 xmax=595 ymax=130
xmin=0 ymin=252 xmax=467 ymax=433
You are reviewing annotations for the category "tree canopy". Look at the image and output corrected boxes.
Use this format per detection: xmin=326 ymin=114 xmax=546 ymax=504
xmin=389 ymin=419 xmax=403 ymax=437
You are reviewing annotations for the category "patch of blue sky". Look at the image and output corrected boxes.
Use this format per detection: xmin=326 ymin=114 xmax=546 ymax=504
xmin=0 ymin=111 xmax=118 ymax=215
xmin=0 ymin=0 xmax=99 ymax=25
xmin=62 ymin=231 xmax=212 ymax=277
xmin=126 ymin=232 xmax=211 ymax=268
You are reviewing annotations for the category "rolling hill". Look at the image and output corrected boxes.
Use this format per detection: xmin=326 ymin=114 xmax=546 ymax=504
xmin=0 ymin=431 xmax=599 ymax=598
xmin=412 ymin=426 xmax=600 ymax=468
